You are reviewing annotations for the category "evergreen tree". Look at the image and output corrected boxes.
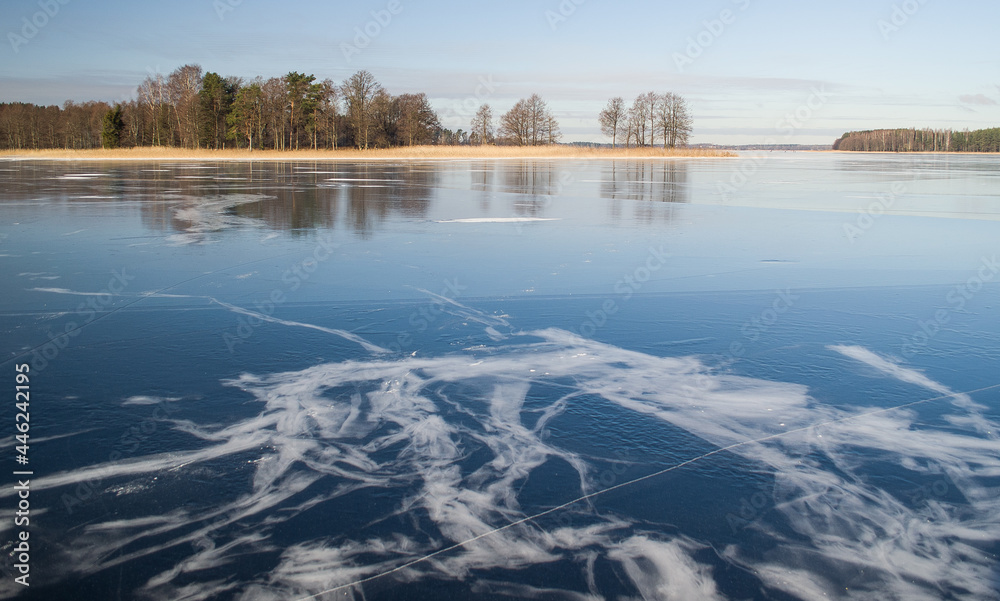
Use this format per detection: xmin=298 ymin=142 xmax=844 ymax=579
xmin=227 ymin=83 xmax=264 ymax=149
xmin=285 ymin=72 xmax=317 ymax=150
xmin=101 ymin=104 xmax=124 ymax=149
xmin=198 ymin=72 xmax=237 ymax=149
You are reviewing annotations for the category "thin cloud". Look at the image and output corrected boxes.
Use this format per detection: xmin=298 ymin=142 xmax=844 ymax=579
xmin=958 ymin=94 xmax=997 ymax=106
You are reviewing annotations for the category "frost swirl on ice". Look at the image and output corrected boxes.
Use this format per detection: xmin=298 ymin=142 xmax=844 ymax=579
xmin=3 ymin=321 xmax=998 ymax=600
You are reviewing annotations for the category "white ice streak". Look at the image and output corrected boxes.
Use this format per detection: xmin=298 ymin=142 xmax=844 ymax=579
xmin=23 ymin=329 xmax=1000 ymax=601
xmin=609 ymin=536 xmax=725 ymax=601
xmin=716 ymin=346 xmax=1000 ymax=600
xmin=210 ymin=299 xmax=390 ymax=354
xmin=55 ymin=173 xmax=103 ymax=180
xmin=412 ymin=286 xmax=511 ymax=332
xmin=134 ymin=291 xmax=390 ymax=355
xmin=29 ymin=287 xmax=109 ymax=296
xmin=122 ymin=395 xmax=182 ymax=406
xmin=830 ymin=344 xmax=970 ymax=403
xmin=436 ymin=217 xmax=560 ymax=223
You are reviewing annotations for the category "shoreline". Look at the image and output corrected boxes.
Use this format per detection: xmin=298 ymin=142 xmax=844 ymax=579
xmin=0 ymin=146 xmax=735 ymax=162
xmin=828 ymin=150 xmax=1000 ymax=155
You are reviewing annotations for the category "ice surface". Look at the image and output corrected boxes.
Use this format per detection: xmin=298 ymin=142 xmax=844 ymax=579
xmin=1 ymin=154 xmax=998 ymax=600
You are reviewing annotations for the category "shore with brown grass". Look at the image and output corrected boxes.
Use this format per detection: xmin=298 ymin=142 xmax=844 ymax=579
xmin=0 ymin=145 xmax=735 ymax=162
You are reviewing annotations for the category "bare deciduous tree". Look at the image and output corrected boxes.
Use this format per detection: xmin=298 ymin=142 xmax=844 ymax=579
xmin=499 ymin=94 xmax=559 ymax=146
xmin=628 ymin=96 xmax=649 ymax=147
xmin=613 ymin=92 xmax=693 ymax=149
xmin=598 ymin=97 xmax=625 ymax=148
xmin=545 ymin=113 xmax=561 ymax=145
xmin=395 ymin=93 xmax=440 ymax=146
xmin=470 ymin=104 xmax=494 ymax=145
xmin=641 ymin=92 xmax=658 ymax=147
xmin=259 ymin=77 xmax=286 ymax=149
xmin=499 ymin=98 xmax=531 ymax=146
xmin=658 ymin=92 xmax=692 ymax=148
xmin=167 ymin=64 xmax=203 ymax=148
xmin=137 ymin=74 xmax=168 ymax=146
xmin=309 ymin=79 xmax=338 ymax=150
xmin=340 ymin=70 xmax=383 ymax=149
xmin=0 ymin=66 xmax=481 ymax=151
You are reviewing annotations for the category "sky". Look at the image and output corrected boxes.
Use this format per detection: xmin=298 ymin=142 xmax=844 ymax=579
xmin=2 ymin=0 xmax=999 ymax=145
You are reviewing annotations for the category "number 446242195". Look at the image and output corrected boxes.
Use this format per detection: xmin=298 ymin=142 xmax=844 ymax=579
xmin=15 ymin=364 xmax=30 ymax=463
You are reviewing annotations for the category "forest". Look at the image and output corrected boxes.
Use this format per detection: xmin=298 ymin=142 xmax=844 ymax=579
xmin=0 ymin=66 xmax=700 ymax=152
xmin=0 ymin=66 xmax=573 ymax=151
xmin=834 ymin=127 xmax=1000 ymax=152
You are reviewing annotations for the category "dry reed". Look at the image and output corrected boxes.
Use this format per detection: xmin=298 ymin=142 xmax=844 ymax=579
xmin=0 ymin=145 xmax=735 ymax=161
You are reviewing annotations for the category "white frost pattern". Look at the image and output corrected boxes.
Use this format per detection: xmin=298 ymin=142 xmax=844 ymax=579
xmin=4 ymin=312 xmax=998 ymax=601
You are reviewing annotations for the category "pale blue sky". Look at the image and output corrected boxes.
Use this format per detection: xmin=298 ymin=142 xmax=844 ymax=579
xmin=2 ymin=0 xmax=998 ymax=144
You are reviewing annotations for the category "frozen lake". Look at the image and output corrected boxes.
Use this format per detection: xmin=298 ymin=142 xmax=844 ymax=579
xmin=1 ymin=153 xmax=999 ymax=600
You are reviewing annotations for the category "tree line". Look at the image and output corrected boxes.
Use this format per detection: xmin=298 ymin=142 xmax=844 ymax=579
xmin=6 ymin=66 xmax=443 ymax=151
xmin=598 ymin=92 xmax=692 ymax=149
xmin=834 ymin=128 xmax=1000 ymax=153
xmin=0 ymin=65 xmax=697 ymax=151
xmin=0 ymin=65 xmax=573 ymax=151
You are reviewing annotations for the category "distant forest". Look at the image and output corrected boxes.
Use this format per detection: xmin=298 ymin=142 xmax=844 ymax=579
xmin=0 ymin=65 xmax=574 ymax=151
xmin=834 ymin=128 xmax=1000 ymax=152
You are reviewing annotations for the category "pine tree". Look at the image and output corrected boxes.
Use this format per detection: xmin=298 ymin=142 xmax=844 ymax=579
xmin=198 ymin=72 xmax=237 ymax=149
xmin=228 ymin=83 xmax=264 ymax=150
xmin=101 ymin=104 xmax=124 ymax=149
